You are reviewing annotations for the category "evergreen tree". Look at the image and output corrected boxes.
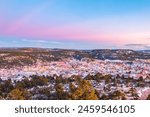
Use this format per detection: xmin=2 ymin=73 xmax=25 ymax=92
xmin=7 ymin=88 xmax=31 ymax=100
xmin=147 ymin=94 xmax=150 ymax=100
xmin=70 ymin=79 xmax=99 ymax=100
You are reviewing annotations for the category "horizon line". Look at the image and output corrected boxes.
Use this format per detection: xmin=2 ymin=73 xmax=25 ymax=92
xmin=0 ymin=47 xmax=149 ymax=51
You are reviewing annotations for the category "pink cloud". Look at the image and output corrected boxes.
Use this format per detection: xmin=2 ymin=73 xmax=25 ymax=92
xmin=0 ymin=22 xmax=115 ymax=43
xmin=0 ymin=22 xmax=128 ymax=47
xmin=0 ymin=18 xmax=149 ymax=46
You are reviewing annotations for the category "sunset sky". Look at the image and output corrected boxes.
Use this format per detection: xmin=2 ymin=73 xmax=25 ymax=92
xmin=0 ymin=0 xmax=150 ymax=49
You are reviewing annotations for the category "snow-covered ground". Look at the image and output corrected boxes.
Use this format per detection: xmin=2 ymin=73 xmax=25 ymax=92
xmin=0 ymin=58 xmax=150 ymax=81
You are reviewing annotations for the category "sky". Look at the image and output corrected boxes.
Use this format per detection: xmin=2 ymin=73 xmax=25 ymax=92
xmin=0 ymin=0 xmax=150 ymax=50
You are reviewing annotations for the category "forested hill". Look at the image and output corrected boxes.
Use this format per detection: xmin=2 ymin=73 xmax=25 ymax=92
xmin=0 ymin=48 xmax=150 ymax=68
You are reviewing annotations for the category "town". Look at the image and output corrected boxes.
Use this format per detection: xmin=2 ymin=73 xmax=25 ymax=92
xmin=0 ymin=58 xmax=150 ymax=100
xmin=0 ymin=58 xmax=150 ymax=80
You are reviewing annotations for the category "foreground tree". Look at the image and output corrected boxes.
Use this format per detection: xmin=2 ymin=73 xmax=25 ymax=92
xmin=70 ymin=79 xmax=99 ymax=100
xmin=55 ymin=83 xmax=69 ymax=100
xmin=109 ymin=90 xmax=127 ymax=100
xmin=146 ymin=94 xmax=150 ymax=100
xmin=7 ymin=88 xmax=31 ymax=100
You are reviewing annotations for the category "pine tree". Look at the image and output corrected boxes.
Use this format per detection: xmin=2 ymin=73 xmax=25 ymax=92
xmin=7 ymin=88 xmax=31 ymax=100
xmin=147 ymin=94 xmax=150 ymax=100
xmin=70 ymin=79 xmax=99 ymax=100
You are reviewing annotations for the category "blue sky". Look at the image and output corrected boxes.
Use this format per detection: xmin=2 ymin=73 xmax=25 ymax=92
xmin=0 ymin=0 xmax=150 ymax=49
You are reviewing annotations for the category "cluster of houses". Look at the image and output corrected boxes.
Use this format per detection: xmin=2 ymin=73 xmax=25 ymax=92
xmin=0 ymin=58 xmax=150 ymax=99
xmin=0 ymin=58 xmax=150 ymax=81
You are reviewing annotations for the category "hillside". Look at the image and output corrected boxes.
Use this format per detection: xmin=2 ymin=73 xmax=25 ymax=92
xmin=0 ymin=48 xmax=150 ymax=68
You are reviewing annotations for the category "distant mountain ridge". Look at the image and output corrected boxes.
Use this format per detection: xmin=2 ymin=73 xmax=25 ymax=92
xmin=0 ymin=48 xmax=150 ymax=68
xmin=138 ymin=50 xmax=150 ymax=53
